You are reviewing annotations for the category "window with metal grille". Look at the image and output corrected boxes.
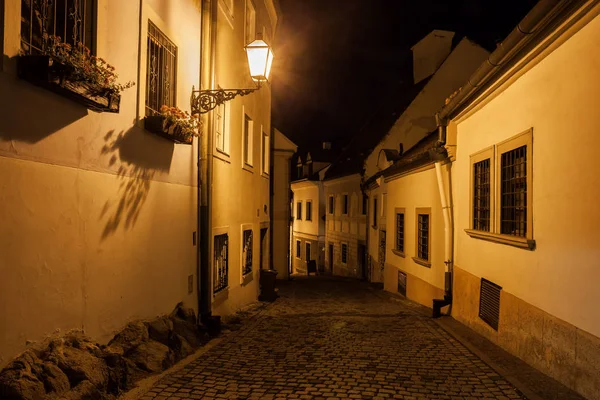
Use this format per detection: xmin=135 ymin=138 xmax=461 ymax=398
xmin=21 ymin=0 xmax=96 ymax=55
xmin=328 ymin=196 xmax=334 ymax=214
xmin=373 ymin=197 xmax=378 ymax=227
xmin=473 ymin=159 xmax=491 ymax=231
xmin=417 ymin=214 xmax=429 ymax=261
xmin=479 ymin=278 xmax=502 ymax=330
xmin=242 ymin=229 xmax=253 ymax=276
xmin=341 ymin=243 xmax=348 ymax=264
xmin=296 ymin=240 xmax=301 ymax=258
xmin=214 ymin=234 xmax=228 ymax=293
xmin=306 ymin=201 xmax=312 ymax=221
xmin=395 ymin=213 xmax=404 ymax=253
xmin=243 ymin=113 xmax=253 ymax=165
xmin=501 ymin=145 xmax=527 ymax=237
xmin=342 ymin=195 xmax=349 ymax=215
xmin=296 ymin=202 xmax=302 ymax=220
xmin=145 ymin=21 xmax=177 ymax=116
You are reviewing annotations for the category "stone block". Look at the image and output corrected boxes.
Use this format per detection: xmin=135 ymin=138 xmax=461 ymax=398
xmin=517 ymin=300 xmax=545 ymax=372
xmin=541 ymin=313 xmax=577 ymax=388
xmin=574 ymin=328 xmax=600 ymax=400
xmin=498 ymin=291 xmax=520 ymax=357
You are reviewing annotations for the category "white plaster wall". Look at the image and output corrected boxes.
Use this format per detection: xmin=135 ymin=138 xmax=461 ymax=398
xmin=454 ymin=13 xmax=600 ymax=338
xmin=363 ymin=39 xmax=489 ymax=180
xmin=323 ymin=175 xmax=365 ymax=241
xmin=291 ymin=183 xmax=320 ymax=237
xmin=211 ymin=0 xmax=274 ymax=315
xmin=385 ymin=167 xmax=446 ymax=291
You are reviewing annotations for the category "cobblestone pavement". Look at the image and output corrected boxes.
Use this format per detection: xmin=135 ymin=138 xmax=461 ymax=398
xmin=140 ymin=277 xmax=527 ymax=400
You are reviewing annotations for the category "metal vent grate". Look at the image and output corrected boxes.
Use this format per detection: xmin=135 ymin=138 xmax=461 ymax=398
xmin=397 ymin=271 xmax=407 ymax=297
xmin=479 ymin=278 xmax=502 ymax=330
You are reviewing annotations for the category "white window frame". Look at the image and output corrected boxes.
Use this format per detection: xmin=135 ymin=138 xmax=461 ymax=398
xmin=245 ymin=0 xmax=256 ymax=44
xmin=261 ymin=128 xmax=270 ymax=175
xmin=306 ymin=200 xmax=312 ymax=221
xmin=296 ymin=201 xmax=302 ymax=221
xmin=215 ymin=88 xmax=230 ymax=155
xmin=242 ymin=110 xmax=254 ymax=168
xmin=465 ymin=129 xmax=534 ymax=250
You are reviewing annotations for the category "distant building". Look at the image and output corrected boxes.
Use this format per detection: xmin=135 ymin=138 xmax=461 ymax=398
xmin=271 ymin=129 xmax=297 ymax=279
xmin=290 ymin=145 xmax=333 ymax=275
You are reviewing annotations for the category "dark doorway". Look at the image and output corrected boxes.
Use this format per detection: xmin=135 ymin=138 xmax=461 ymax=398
xmin=358 ymin=244 xmax=366 ymax=279
xmin=260 ymin=228 xmax=268 ymax=270
xmin=328 ymin=243 xmax=334 ymax=273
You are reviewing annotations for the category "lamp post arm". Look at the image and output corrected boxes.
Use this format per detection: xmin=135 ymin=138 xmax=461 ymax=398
xmin=191 ymin=85 xmax=261 ymax=114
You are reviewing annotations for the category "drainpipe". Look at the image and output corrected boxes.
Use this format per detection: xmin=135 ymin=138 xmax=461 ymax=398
xmin=432 ymin=120 xmax=453 ymax=317
xmin=198 ymin=0 xmax=217 ymax=329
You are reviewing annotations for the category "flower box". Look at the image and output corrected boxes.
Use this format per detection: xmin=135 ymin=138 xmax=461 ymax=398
xmin=144 ymin=115 xmax=193 ymax=145
xmin=17 ymin=55 xmax=120 ymax=113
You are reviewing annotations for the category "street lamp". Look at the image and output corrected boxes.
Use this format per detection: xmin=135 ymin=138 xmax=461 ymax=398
xmin=191 ymin=38 xmax=274 ymax=114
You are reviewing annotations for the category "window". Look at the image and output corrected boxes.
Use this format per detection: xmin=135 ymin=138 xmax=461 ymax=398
xmin=414 ymin=208 xmax=431 ymax=266
xmin=242 ymin=229 xmax=253 ymax=276
xmin=362 ymin=194 xmax=368 ymax=215
xmin=341 ymin=243 xmax=348 ymax=264
xmin=342 ymin=195 xmax=349 ymax=215
xmin=243 ymin=113 xmax=253 ymax=166
xmin=145 ymin=21 xmax=177 ymax=116
xmin=215 ymin=91 xmax=229 ymax=154
xmin=296 ymin=240 xmax=301 ymax=259
xmin=395 ymin=209 xmax=405 ymax=255
xmin=261 ymin=130 xmax=270 ymax=174
xmin=306 ymin=201 xmax=312 ymax=221
xmin=473 ymin=158 xmax=491 ymax=231
xmin=373 ymin=197 xmax=378 ymax=227
xmin=214 ymin=234 xmax=229 ymax=293
xmin=245 ymin=0 xmax=256 ymax=44
xmin=305 ymin=243 xmax=311 ymax=262
xmin=467 ymin=129 xmax=533 ymax=249
xmin=296 ymin=201 xmax=302 ymax=220
xmin=21 ymin=0 xmax=96 ymax=55
xmin=328 ymin=196 xmax=334 ymax=215
xmin=500 ymin=146 xmax=527 ymax=237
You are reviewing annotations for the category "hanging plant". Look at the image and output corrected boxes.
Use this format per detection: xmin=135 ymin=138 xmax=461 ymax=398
xmin=144 ymin=106 xmax=202 ymax=145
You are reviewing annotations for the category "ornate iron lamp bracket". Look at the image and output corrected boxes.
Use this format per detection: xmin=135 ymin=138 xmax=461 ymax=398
xmin=191 ymin=86 xmax=258 ymax=114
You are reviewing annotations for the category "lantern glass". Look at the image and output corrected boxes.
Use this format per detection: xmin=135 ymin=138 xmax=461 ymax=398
xmin=246 ymin=39 xmax=273 ymax=82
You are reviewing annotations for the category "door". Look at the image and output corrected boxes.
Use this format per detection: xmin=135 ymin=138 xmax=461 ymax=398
xmin=328 ymin=243 xmax=334 ymax=273
xmin=358 ymin=244 xmax=366 ymax=279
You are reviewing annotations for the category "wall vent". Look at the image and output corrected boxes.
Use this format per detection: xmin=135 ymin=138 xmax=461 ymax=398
xmin=397 ymin=271 xmax=407 ymax=297
xmin=479 ymin=278 xmax=501 ymax=330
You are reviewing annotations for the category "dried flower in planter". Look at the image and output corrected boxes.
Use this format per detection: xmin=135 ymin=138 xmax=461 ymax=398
xmin=39 ymin=34 xmax=135 ymax=96
xmin=158 ymin=105 xmax=202 ymax=143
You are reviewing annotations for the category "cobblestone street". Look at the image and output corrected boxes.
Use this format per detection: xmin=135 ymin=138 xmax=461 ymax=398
xmin=135 ymin=277 xmax=540 ymax=400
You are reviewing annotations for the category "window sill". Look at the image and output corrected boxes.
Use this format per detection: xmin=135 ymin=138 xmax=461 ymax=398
xmin=412 ymin=257 xmax=431 ymax=268
xmin=242 ymin=163 xmax=254 ymax=173
xmin=261 ymin=172 xmax=270 ymax=179
xmin=213 ymin=286 xmax=229 ymax=304
xmin=392 ymin=249 xmax=405 ymax=258
xmin=214 ymin=149 xmax=231 ymax=164
xmin=465 ymin=229 xmax=536 ymax=250
xmin=241 ymin=271 xmax=254 ymax=286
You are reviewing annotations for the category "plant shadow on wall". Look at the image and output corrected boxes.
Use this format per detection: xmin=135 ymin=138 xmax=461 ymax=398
xmin=0 ymin=62 xmax=88 ymax=143
xmin=99 ymin=122 xmax=175 ymax=241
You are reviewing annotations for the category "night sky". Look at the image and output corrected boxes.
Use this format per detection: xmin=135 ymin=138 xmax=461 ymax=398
xmin=271 ymin=0 xmax=538 ymax=150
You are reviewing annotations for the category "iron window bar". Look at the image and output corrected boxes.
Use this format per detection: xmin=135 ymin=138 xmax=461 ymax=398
xmin=146 ymin=21 xmax=177 ymax=117
xmin=473 ymin=159 xmax=491 ymax=231
xmin=242 ymin=230 xmax=253 ymax=276
xmin=396 ymin=213 xmax=404 ymax=252
xmin=500 ymin=146 xmax=527 ymax=237
xmin=214 ymin=234 xmax=229 ymax=293
xmin=418 ymin=214 xmax=429 ymax=261
xmin=21 ymin=0 xmax=96 ymax=55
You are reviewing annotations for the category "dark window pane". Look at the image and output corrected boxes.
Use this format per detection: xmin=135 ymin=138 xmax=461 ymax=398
xmin=473 ymin=158 xmax=491 ymax=231
xmin=500 ymin=146 xmax=527 ymax=237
